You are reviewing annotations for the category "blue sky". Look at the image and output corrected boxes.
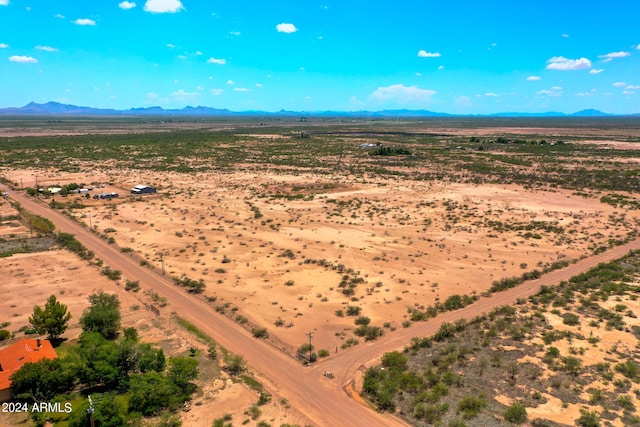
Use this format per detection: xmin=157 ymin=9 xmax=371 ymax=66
xmin=1 ymin=0 xmax=639 ymax=113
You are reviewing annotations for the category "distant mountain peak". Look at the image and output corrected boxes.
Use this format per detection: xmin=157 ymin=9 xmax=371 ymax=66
xmin=0 ymin=101 xmax=632 ymax=117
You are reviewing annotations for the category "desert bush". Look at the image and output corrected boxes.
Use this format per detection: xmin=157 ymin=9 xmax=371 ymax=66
xmin=504 ymin=402 xmax=527 ymax=424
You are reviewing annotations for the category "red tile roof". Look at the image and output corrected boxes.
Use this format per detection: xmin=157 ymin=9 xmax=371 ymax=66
xmin=0 ymin=338 xmax=58 ymax=391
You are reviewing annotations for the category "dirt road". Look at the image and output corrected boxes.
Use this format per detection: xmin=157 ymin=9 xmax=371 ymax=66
xmin=3 ymin=185 xmax=640 ymax=426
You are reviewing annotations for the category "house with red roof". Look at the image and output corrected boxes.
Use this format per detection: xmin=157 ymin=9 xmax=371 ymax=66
xmin=0 ymin=338 xmax=57 ymax=402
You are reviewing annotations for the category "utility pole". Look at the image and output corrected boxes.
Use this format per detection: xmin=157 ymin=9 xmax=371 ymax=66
xmin=306 ymin=331 xmax=313 ymax=363
xmin=87 ymin=395 xmax=95 ymax=427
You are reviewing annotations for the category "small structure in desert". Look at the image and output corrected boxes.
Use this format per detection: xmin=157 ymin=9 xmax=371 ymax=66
xmin=0 ymin=338 xmax=58 ymax=402
xmin=131 ymin=184 xmax=157 ymax=195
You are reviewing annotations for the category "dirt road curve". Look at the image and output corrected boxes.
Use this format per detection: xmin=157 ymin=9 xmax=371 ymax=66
xmin=4 ymin=185 xmax=640 ymax=427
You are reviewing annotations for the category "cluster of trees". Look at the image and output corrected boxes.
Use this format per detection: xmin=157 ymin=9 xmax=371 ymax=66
xmin=172 ymin=274 xmax=206 ymax=293
xmin=369 ymin=146 xmax=412 ymax=156
xmin=11 ymin=292 xmax=199 ymax=425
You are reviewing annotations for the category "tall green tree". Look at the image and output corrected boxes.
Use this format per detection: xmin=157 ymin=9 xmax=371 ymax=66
xmin=79 ymin=291 xmax=121 ymax=339
xmin=29 ymin=294 xmax=72 ymax=343
xmin=10 ymin=359 xmax=75 ymax=401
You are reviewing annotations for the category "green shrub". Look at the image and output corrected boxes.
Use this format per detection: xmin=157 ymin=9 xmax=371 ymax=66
xmin=504 ymin=402 xmax=527 ymax=424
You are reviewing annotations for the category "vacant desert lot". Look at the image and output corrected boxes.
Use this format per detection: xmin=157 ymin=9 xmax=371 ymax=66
xmin=2 ymin=117 xmax=640 ymax=425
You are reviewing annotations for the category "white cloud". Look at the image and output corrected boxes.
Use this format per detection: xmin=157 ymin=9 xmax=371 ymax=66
xmin=589 ymin=69 xmax=603 ymax=74
xmin=177 ymin=55 xmax=187 ymax=59
xmin=234 ymin=87 xmax=249 ymax=92
xmin=369 ymin=84 xmax=436 ymax=103
xmin=9 ymin=55 xmax=38 ymax=63
xmin=537 ymin=86 xmax=563 ymax=97
xmin=54 ymin=13 xmax=65 ymax=19
xmin=226 ymin=80 xmax=234 ymax=85
xmin=144 ymin=0 xmax=184 ymax=13
xmin=119 ymin=1 xmax=136 ymax=10
xmin=230 ymin=31 xmax=241 ymax=36
xmin=74 ymin=18 xmax=96 ymax=26
xmin=170 ymin=89 xmax=199 ymax=103
xmin=417 ymin=50 xmax=441 ymax=58
xmin=637 ymin=44 xmax=640 ymax=50
xmin=526 ymin=76 xmax=541 ymax=81
xmin=0 ymin=43 xmax=8 ymax=49
xmin=438 ymin=65 xmax=444 ymax=70
xmin=613 ymin=82 xmax=627 ymax=87
xmin=276 ymin=23 xmax=298 ymax=33
xmin=255 ymin=83 xmax=263 ymax=88
xmin=546 ymin=56 xmax=591 ymax=70
xmin=209 ymin=89 xmax=224 ymax=95
xmin=207 ymin=57 xmax=226 ymax=65
xmin=0 ymin=0 xmax=8 ymax=6
xmin=576 ymin=92 xmax=593 ymax=96
xmin=561 ymin=33 xmax=569 ymax=38
xmin=626 ymin=85 xmax=640 ymax=90
xmin=195 ymin=51 xmax=203 ymax=56
xmin=623 ymin=90 xmax=635 ymax=95
xmin=166 ymin=43 xmax=176 ymax=48
xmin=484 ymin=93 xmax=499 ymax=97
xmin=36 ymin=45 xmax=58 ymax=52
xmin=598 ymin=51 xmax=630 ymax=62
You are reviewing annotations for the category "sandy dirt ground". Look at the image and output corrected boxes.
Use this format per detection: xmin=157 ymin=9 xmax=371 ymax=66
xmin=2 ymin=123 xmax=640 ymax=426
xmin=11 ymin=167 xmax=636 ymax=358
xmin=0 ymin=249 xmax=301 ymax=427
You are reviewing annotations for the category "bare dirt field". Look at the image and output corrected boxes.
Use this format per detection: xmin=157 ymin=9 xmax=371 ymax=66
xmin=2 ymin=117 xmax=640 ymax=426
xmin=12 ymin=168 xmax=637 ymax=359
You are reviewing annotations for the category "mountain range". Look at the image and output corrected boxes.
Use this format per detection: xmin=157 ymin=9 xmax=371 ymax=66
xmin=0 ymin=102 xmax=635 ymax=118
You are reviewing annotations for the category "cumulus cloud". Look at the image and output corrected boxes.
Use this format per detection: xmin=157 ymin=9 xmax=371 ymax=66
xmin=230 ymin=31 xmax=241 ymax=36
xmin=119 ymin=1 xmax=136 ymax=10
xmin=226 ymin=80 xmax=234 ymax=85
xmin=598 ymin=51 xmax=630 ymax=62
xmin=623 ymin=90 xmax=635 ymax=95
xmin=36 ymin=45 xmax=58 ymax=52
xmin=9 ymin=55 xmax=38 ymax=63
xmin=74 ymin=18 xmax=96 ymax=26
xmin=0 ymin=43 xmax=8 ymax=49
xmin=166 ymin=43 xmax=176 ymax=48
xmin=417 ymin=50 xmax=441 ymax=58
xmin=589 ymin=69 xmax=603 ymax=74
xmin=536 ymin=86 xmax=563 ymax=97
xmin=546 ymin=56 xmax=591 ymax=70
xmin=0 ymin=0 xmax=8 ymax=6
xmin=276 ymin=23 xmax=298 ymax=33
xmin=613 ymin=82 xmax=627 ymax=87
xmin=207 ymin=57 xmax=226 ymax=65
xmin=234 ymin=87 xmax=249 ymax=92
xmin=561 ymin=33 xmax=569 ymax=38
xmin=625 ymin=85 xmax=640 ymax=90
xmin=209 ymin=89 xmax=224 ymax=95
xmin=54 ymin=13 xmax=65 ymax=19
xmin=526 ymin=76 xmax=541 ymax=81
xmin=369 ymin=84 xmax=436 ymax=103
xmin=144 ymin=0 xmax=184 ymax=13
xmin=484 ymin=93 xmax=499 ymax=97
xmin=170 ymin=89 xmax=199 ymax=103
xmin=637 ymin=44 xmax=640 ymax=50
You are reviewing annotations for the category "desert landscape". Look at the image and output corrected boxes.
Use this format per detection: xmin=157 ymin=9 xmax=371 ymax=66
xmin=2 ymin=116 xmax=640 ymax=426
